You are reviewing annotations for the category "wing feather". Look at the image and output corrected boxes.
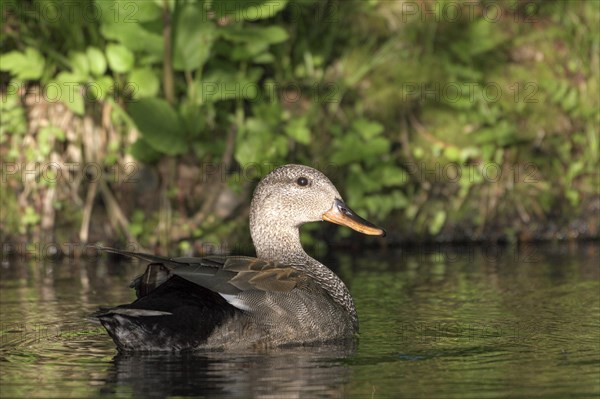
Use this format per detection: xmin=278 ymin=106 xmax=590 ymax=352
xmin=96 ymin=246 xmax=305 ymax=298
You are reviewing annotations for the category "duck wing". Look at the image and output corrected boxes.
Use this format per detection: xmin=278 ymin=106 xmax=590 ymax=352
xmin=97 ymin=246 xmax=306 ymax=301
xmin=96 ymin=247 xmax=352 ymax=346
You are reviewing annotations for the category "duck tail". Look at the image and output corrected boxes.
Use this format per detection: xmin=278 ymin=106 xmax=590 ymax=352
xmin=91 ymin=245 xmax=182 ymax=268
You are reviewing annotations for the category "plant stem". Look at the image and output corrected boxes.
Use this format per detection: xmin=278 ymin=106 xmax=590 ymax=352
xmin=162 ymin=0 xmax=175 ymax=105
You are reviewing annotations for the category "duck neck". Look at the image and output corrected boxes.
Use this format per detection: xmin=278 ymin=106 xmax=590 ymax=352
xmin=250 ymin=215 xmax=358 ymax=329
xmin=251 ymin=222 xmax=308 ymax=263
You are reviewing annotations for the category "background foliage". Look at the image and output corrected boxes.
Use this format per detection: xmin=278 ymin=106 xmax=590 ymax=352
xmin=1 ymin=0 xmax=598 ymax=255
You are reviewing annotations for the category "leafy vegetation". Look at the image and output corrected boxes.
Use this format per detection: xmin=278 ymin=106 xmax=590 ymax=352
xmin=1 ymin=0 xmax=598 ymax=254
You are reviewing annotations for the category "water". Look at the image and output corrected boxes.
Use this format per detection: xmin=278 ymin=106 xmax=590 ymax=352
xmin=1 ymin=243 xmax=599 ymax=398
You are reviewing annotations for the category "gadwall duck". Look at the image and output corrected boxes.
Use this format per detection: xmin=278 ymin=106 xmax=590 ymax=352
xmin=94 ymin=164 xmax=385 ymax=351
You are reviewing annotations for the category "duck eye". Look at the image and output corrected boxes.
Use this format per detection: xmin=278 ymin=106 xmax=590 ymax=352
xmin=296 ymin=177 xmax=309 ymax=187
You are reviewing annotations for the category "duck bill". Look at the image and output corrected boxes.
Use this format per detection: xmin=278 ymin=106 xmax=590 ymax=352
xmin=322 ymin=199 xmax=386 ymax=237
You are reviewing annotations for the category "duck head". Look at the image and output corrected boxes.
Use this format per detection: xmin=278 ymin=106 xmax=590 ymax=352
xmin=250 ymin=164 xmax=385 ymax=260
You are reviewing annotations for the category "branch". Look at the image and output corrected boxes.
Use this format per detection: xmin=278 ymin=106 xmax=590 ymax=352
xmin=98 ymin=178 xmax=147 ymax=251
xmin=79 ymin=180 xmax=97 ymax=243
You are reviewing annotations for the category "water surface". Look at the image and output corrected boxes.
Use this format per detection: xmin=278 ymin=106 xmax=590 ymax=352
xmin=1 ymin=243 xmax=599 ymax=398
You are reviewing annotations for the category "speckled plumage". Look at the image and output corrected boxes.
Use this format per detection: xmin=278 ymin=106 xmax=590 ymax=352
xmin=249 ymin=165 xmax=359 ymax=331
xmin=93 ymin=164 xmax=383 ymax=351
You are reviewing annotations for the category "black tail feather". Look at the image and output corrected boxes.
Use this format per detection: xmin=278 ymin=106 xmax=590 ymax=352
xmin=92 ymin=245 xmax=183 ymax=269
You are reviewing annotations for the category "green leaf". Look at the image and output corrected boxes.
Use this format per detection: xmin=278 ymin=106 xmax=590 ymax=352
xmin=214 ymin=0 xmax=288 ymax=20
xmin=196 ymin=69 xmax=260 ymax=103
xmin=128 ymin=68 xmax=159 ymax=98
xmin=179 ymin=102 xmax=205 ymax=136
xmin=100 ymin=23 xmax=163 ymax=61
xmin=561 ymin=88 xmax=578 ymax=112
xmin=331 ymin=135 xmax=390 ymax=165
xmin=566 ymin=160 xmax=584 ymax=183
xmin=212 ymin=0 xmax=281 ymax=21
xmin=0 ymin=92 xmax=27 ymax=140
xmin=106 ymin=43 xmax=134 ymax=73
xmin=353 ymin=118 xmax=383 ymax=140
xmin=127 ymin=98 xmax=187 ymax=155
xmin=253 ymin=52 xmax=275 ymax=63
xmin=473 ymin=121 xmax=516 ymax=146
xmin=87 ymin=76 xmax=114 ymax=101
xmin=231 ymin=42 xmax=269 ymax=61
xmin=428 ymin=210 xmax=447 ymax=235
xmin=221 ymin=25 xmax=288 ymax=45
xmin=87 ymin=47 xmax=107 ymax=77
xmin=444 ymin=146 xmax=461 ymax=162
xmin=0 ymin=48 xmax=45 ymax=80
xmin=129 ymin=0 xmax=162 ymax=22
xmin=51 ymin=73 xmax=85 ymax=115
xmin=95 ymin=0 xmax=161 ymax=23
xmin=459 ymin=146 xmax=480 ymax=162
xmin=68 ymin=51 xmax=90 ymax=81
xmin=22 ymin=206 xmax=41 ymax=226
xmin=235 ymin=132 xmax=287 ymax=165
xmin=450 ymin=20 xmax=508 ymax=61
xmin=348 ymin=164 xmax=382 ymax=194
xmin=285 ymin=117 xmax=311 ymax=144
xmin=38 ymin=125 xmax=65 ymax=156
xmin=551 ymin=81 xmax=569 ymax=103
xmin=565 ymin=189 xmax=579 ymax=207
xmin=235 ymin=115 xmax=288 ymax=165
xmin=128 ymin=138 xmax=163 ymax=163
xmin=377 ymin=164 xmax=409 ymax=187
xmin=173 ymin=4 xmax=216 ymax=71
xmin=0 ymin=52 xmax=25 ymax=73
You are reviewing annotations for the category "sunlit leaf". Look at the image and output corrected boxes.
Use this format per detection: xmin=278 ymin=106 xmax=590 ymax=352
xmin=87 ymin=47 xmax=107 ymax=77
xmin=0 ymin=48 xmax=45 ymax=80
xmin=221 ymin=25 xmax=288 ymax=45
xmin=100 ymin=23 xmax=163 ymax=61
xmin=173 ymin=4 xmax=216 ymax=71
xmin=106 ymin=44 xmax=134 ymax=73
xmin=86 ymin=76 xmax=114 ymax=101
xmin=68 ymin=51 xmax=90 ymax=81
xmin=52 ymin=72 xmax=85 ymax=115
xmin=284 ymin=117 xmax=311 ymax=144
xmin=128 ymin=68 xmax=159 ymax=98
xmin=428 ymin=210 xmax=447 ymax=235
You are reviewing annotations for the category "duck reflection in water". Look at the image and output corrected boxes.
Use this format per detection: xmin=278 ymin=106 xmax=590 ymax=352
xmin=92 ymin=164 xmax=385 ymax=351
xmin=100 ymin=345 xmax=354 ymax=398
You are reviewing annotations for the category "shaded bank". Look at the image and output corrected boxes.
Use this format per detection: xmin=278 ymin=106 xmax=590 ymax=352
xmin=1 ymin=1 xmax=598 ymax=253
